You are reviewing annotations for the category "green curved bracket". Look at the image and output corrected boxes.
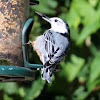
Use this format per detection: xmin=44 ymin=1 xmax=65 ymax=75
xmin=22 ymin=18 xmax=43 ymax=69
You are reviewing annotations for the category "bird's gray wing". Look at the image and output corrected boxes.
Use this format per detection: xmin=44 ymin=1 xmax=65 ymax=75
xmin=43 ymin=30 xmax=65 ymax=67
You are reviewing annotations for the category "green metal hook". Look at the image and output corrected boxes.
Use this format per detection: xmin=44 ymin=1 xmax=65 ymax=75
xmin=22 ymin=18 xmax=43 ymax=70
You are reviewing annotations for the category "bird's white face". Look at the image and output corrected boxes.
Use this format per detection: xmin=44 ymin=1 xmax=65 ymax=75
xmin=49 ymin=17 xmax=68 ymax=33
xmin=35 ymin=12 xmax=69 ymax=33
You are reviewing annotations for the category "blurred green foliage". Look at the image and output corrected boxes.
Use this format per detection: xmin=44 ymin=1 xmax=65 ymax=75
xmin=0 ymin=0 xmax=100 ymax=100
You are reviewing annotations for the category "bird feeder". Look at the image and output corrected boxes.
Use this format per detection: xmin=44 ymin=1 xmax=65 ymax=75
xmin=0 ymin=0 xmax=42 ymax=82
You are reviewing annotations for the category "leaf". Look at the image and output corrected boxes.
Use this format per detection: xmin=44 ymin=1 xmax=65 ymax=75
xmin=89 ymin=0 xmax=99 ymax=7
xmin=76 ymin=21 xmax=100 ymax=45
xmin=89 ymin=51 xmax=100 ymax=83
xmin=3 ymin=93 xmax=13 ymax=100
xmin=19 ymin=87 xmax=26 ymax=98
xmin=55 ymin=96 xmax=66 ymax=100
xmin=0 ymin=83 xmax=4 ymax=90
xmin=87 ymin=80 xmax=100 ymax=91
xmin=72 ymin=0 xmax=100 ymax=45
xmin=61 ymin=54 xmax=85 ymax=82
xmin=86 ymin=51 xmax=100 ymax=91
xmin=60 ymin=10 xmax=80 ymax=28
xmin=72 ymin=86 xmax=90 ymax=100
xmin=3 ymin=83 xmax=18 ymax=95
xmin=30 ymin=0 xmax=57 ymax=14
xmin=65 ymin=0 xmax=100 ymax=45
xmin=89 ymin=43 xmax=98 ymax=56
xmin=70 ymin=27 xmax=80 ymax=42
xmin=25 ymin=78 xmax=45 ymax=100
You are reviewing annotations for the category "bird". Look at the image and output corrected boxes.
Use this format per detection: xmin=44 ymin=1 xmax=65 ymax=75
xmin=27 ymin=11 xmax=70 ymax=83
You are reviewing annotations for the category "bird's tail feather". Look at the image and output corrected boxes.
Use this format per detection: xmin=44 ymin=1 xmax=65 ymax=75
xmin=41 ymin=66 xmax=55 ymax=83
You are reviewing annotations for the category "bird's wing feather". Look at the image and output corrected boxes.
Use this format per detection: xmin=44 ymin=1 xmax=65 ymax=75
xmin=43 ymin=30 xmax=65 ymax=67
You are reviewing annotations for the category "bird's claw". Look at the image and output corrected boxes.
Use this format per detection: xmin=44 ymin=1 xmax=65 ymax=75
xmin=23 ymin=41 xmax=32 ymax=46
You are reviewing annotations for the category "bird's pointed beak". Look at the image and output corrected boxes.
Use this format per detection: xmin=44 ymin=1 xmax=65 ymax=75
xmin=35 ymin=11 xmax=51 ymax=23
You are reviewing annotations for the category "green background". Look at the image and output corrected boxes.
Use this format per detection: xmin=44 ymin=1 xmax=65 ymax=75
xmin=0 ymin=0 xmax=100 ymax=100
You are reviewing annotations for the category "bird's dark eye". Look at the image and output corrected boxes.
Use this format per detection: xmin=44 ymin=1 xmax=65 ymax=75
xmin=55 ymin=19 xmax=58 ymax=22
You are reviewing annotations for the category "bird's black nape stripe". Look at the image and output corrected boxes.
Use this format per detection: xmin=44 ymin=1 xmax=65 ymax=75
xmin=68 ymin=28 xmax=70 ymax=34
xmin=60 ymin=33 xmax=70 ymax=38
xmin=60 ymin=33 xmax=70 ymax=41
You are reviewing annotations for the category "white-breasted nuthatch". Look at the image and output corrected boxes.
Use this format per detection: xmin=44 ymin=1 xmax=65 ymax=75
xmin=27 ymin=12 xmax=70 ymax=83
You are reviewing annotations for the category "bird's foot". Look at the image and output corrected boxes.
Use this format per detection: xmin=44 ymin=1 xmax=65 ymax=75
xmin=23 ymin=41 xmax=32 ymax=46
